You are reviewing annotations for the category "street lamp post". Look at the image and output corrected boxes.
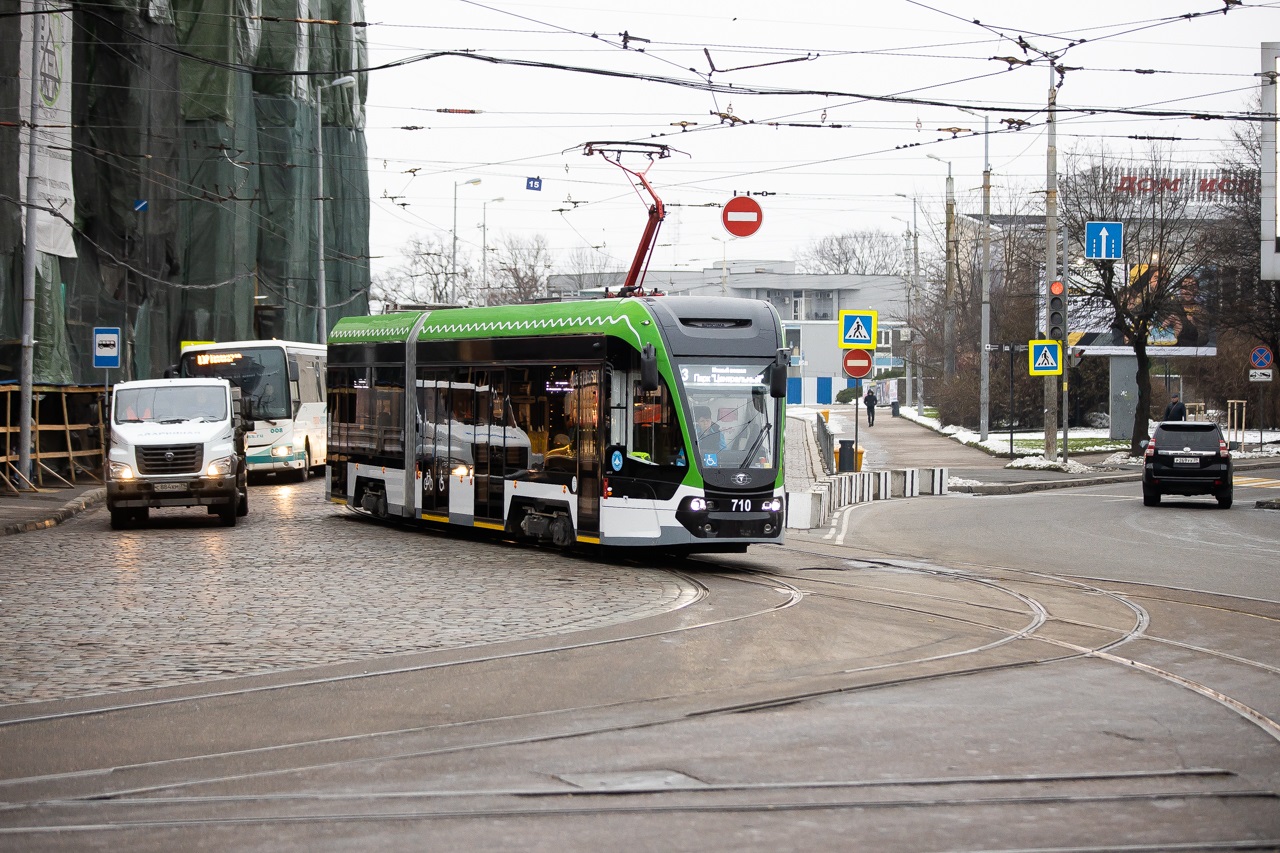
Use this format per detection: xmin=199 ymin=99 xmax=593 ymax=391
xmin=896 ymin=192 xmax=926 ymax=409
xmin=452 ymin=178 xmax=481 ymax=304
xmin=481 ymin=196 xmax=504 ymax=300
xmin=927 ymin=154 xmax=958 ymax=380
xmin=315 ymin=74 xmax=355 ymax=343
xmin=960 ymin=108 xmax=993 ymax=441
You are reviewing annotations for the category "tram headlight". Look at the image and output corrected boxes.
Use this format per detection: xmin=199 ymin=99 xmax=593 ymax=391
xmin=688 ymin=497 xmax=707 ymax=512
xmin=763 ymin=497 xmax=783 ymax=512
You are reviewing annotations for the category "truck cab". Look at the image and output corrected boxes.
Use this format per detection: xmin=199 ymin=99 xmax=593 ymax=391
xmin=106 ymin=378 xmax=250 ymax=528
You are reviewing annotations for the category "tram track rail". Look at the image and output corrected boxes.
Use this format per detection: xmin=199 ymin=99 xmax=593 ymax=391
xmin=1 ymin=535 xmax=1277 ymax=849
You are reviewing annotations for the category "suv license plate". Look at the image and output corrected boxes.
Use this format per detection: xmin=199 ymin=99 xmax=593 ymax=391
xmin=153 ymin=482 xmax=185 ymax=492
xmin=1173 ymin=457 xmax=1198 ymax=465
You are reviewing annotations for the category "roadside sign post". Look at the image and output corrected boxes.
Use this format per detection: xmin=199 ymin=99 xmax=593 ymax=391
xmin=1001 ymin=344 xmax=1028 ymax=458
xmin=1250 ymin=346 xmax=1273 ymax=451
xmin=93 ymin=326 xmax=121 ymax=414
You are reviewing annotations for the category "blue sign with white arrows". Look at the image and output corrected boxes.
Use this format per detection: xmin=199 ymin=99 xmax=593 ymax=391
xmin=1084 ymin=221 xmax=1123 ymax=260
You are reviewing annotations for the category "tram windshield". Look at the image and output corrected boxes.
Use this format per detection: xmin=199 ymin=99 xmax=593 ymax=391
xmin=678 ymin=360 xmax=779 ymax=470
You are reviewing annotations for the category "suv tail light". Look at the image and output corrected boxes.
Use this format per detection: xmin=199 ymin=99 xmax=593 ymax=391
xmin=1219 ymin=438 xmax=1230 ymax=458
xmin=1144 ymin=437 xmax=1156 ymax=459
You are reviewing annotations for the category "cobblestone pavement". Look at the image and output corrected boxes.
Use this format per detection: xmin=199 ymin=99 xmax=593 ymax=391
xmin=0 ymin=480 xmax=697 ymax=706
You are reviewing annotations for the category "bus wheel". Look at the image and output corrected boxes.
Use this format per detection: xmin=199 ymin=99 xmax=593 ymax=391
xmin=297 ymin=447 xmax=311 ymax=482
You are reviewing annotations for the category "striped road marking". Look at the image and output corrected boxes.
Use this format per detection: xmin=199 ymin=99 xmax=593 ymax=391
xmin=1234 ymin=476 xmax=1280 ymax=490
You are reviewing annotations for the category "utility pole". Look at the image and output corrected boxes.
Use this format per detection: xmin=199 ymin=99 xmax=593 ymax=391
xmin=18 ymin=2 xmax=44 ymax=484
xmin=1043 ymin=60 xmax=1060 ymax=462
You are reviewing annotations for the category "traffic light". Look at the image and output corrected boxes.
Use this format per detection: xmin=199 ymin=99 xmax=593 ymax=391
xmin=1046 ymin=279 xmax=1066 ymax=341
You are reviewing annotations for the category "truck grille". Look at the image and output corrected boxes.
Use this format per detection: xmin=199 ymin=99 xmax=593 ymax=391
xmin=137 ymin=444 xmax=203 ymax=475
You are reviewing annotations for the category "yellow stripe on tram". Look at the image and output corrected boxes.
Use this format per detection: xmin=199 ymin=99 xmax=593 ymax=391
xmin=577 ymin=534 xmax=600 ymax=545
xmin=473 ymin=520 xmax=505 ymax=531
xmin=421 ymin=512 xmax=448 ymax=523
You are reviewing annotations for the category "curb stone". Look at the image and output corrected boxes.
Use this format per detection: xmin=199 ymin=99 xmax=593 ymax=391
xmin=2 ymin=487 xmax=106 ymax=536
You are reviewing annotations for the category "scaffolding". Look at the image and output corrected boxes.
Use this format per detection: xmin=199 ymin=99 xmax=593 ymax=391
xmin=1 ymin=385 xmax=106 ymax=494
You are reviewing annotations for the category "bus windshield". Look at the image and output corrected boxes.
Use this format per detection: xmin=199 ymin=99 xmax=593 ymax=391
xmin=181 ymin=346 xmax=289 ymax=421
xmin=678 ymin=360 xmax=779 ymax=470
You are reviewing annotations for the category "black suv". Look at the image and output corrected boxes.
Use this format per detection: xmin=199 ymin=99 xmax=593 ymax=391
xmin=1142 ymin=421 xmax=1233 ymax=508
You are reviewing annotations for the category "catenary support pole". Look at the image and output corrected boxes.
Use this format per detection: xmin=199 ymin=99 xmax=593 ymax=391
xmin=18 ymin=2 xmax=44 ymax=483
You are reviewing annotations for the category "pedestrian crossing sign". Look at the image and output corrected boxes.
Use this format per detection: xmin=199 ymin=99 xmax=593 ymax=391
xmin=838 ymin=309 xmax=877 ymax=350
xmin=1028 ymin=340 xmax=1063 ymax=376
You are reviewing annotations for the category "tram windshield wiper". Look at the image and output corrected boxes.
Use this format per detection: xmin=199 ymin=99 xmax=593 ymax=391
xmin=740 ymin=422 xmax=772 ymax=467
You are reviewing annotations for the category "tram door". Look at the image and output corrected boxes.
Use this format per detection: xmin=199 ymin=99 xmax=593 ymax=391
xmin=417 ymin=368 xmax=450 ymax=517
xmin=569 ymin=367 xmax=602 ymax=536
xmin=471 ymin=369 xmax=506 ymax=522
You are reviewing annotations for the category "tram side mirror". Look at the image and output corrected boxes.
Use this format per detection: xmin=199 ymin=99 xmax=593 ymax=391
xmin=768 ymin=349 xmax=788 ymax=398
xmin=640 ymin=343 xmax=659 ymax=392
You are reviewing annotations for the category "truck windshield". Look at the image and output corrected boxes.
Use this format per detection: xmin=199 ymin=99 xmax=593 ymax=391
xmin=181 ymin=346 xmax=289 ymax=421
xmin=678 ymin=360 xmax=779 ymax=470
xmin=114 ymin=386 xmax=226 ymax=424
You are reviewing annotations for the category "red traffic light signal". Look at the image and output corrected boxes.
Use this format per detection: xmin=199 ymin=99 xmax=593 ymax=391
xmin=1046 ymin=280 xmax=1066 ymax=340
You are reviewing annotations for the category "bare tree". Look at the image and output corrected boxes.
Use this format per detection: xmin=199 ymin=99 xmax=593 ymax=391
xmin=556 ymin=246 xmax=624 ymax=297
xmin=371 ymin=234 xmax=456 ymax=308
xmin=795 ymin=231 xmax=904 ymax=275
xmin=488 ymin=234 xmax=553 ymax=305
xmin=1061 ymin=147 xmax=1219 ymax=454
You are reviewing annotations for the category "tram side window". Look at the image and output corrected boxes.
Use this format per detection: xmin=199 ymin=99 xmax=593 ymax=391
xmin=327 ymin=364 xmax=365 ymax=454
xmin=632 ymin=380 xmax=682 ymax=466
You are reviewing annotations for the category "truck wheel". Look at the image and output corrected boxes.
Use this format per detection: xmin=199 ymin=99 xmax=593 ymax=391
xmin=219 ymin=501 xmax=238 ymax=527
xmin=110 ymin=507 xmax=130 ymax=529
xmin=236 ymin=486 xmax=249 ymax=517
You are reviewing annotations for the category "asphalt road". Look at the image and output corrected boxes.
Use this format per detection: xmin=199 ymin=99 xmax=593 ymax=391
xmin=813 ymin=462 xmax=1280 ymax=601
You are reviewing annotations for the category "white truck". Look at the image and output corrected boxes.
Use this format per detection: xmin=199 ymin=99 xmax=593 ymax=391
xmin=106 ymin=378 xmax=250 ymax=529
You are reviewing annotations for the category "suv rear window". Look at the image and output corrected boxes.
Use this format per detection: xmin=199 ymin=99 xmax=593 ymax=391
xmin=1154 ymin=423 xmax=1221 ymax=451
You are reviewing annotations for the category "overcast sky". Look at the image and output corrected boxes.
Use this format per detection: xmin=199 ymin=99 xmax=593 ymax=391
xmin=360 ymin=1 xmax=1277 ymax=281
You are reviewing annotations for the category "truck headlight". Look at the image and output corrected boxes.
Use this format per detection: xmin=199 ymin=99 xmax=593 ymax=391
xmin=205 ymin=456 xmax=235 ymax=477
xmin=108 ymin=461 xmax=134 ymax=480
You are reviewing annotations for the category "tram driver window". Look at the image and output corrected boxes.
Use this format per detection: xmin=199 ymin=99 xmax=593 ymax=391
xmin=631 ymin=380 xmax=680 ymax=466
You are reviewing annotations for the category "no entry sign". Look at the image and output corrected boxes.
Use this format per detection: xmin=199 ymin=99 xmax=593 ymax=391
xmin=722 ymin=196 xmax=763 ymax=237
xmin=843 ymin=348 xmax=873 ymax=379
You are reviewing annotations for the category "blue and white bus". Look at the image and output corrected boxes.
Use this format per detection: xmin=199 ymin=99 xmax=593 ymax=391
xmin=179 ymin=340 xmax=326 ymax=479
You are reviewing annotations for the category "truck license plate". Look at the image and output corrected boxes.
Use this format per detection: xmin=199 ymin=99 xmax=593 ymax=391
xmin=1173 ymin=457 xmax=1197 ymax=465
xmin=153 ymin=482 xmax=185 ymax=492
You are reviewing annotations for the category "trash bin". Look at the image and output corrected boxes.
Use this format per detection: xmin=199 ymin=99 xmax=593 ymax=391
xmin=838 ymin=439 xmax=856 ymax=472
xmin=891 ymin=400 xmax=900 ymax=417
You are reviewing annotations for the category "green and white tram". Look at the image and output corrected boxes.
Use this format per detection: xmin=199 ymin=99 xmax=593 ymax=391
xmin=326 ymin=296 xmax=789 ymax=552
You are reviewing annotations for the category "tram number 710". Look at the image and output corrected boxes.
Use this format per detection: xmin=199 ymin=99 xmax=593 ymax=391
xmin=731 ymin=499 xmax=753 ymax=512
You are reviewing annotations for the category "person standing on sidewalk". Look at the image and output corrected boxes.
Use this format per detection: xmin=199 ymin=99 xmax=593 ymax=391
xmin=863 ymin=388 xmax=878 ymax=426
xmin=1162 ymin=392 xmax=1186 ymax=421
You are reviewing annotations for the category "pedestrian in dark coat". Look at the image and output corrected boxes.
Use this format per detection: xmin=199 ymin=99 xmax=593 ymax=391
xmin=864 ymin=389 xmax=878 ymax=426
xmin=1162 ymin=392 xmax=1186 ymax=421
